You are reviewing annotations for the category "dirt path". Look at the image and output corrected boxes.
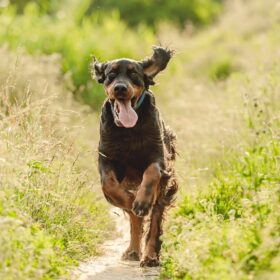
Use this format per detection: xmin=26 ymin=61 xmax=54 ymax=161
xmin=74 ymin=209 xmax=160 ymax=280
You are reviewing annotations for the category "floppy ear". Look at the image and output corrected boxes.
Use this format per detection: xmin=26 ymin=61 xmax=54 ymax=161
xmin=141 ymin=46 xmax=174 ymax=80
xmin=91 ymin=57 xmax=107 ymax=84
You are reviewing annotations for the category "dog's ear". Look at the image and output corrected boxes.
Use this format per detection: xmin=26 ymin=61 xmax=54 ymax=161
xmin=141 ymin=46 xmax=174 ymax=82
xmin=92 ymin=57 xmax=107 ymax=84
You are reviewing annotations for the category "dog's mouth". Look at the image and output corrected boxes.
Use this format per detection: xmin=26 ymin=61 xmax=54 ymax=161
xmin=112 ymin=97 xmax=138 ymax=128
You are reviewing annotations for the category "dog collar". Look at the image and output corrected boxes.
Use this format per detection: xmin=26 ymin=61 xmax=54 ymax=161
xmin=134 ymin=90 xmax=147 ymax=110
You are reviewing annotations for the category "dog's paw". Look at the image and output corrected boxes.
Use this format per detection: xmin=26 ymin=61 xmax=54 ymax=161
xmin=122 ymin=249 xmax=140 ymax=261
xmin=140 ymin=255 xmax=160 ymax=267
xmin=132 ymin=199 xmax=152 ymax=217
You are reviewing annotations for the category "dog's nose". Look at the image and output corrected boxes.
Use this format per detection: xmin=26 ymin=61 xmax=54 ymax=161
xmin=114 ymin=84 xmax=127 ymax=97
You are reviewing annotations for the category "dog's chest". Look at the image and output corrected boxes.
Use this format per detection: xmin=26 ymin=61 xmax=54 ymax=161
xmin=102 ymin=129 xmax=160 ymax=164
xmin=99 ymin=97 xmax=164 ymax=168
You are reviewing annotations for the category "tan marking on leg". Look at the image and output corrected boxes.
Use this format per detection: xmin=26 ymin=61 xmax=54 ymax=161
xmin=132 ymin=163 xmax=161 ymax=217
xmin=102 ymin=170 xmax=135 ymax=210
xmin=122 ymin=212 xmax=143 ymax=261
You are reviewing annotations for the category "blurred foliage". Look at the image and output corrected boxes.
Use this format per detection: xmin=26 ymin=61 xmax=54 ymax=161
xmin=0 ymin=1 xmax=155 ymax=108
xmin=10 ymin=0 xmax=223 ymax=28
xmin=10 ymin=0 xmax=55 ymax=14
xmin=208 ymin=56 xmax=236 ymax=81
xmin=87 ymin=0 xmax=223 ymax=28
xmin=1 ymin=0 xmax=224 ymax=108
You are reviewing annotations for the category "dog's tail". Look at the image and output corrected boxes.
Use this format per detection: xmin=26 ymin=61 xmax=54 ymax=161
xmin=159 ymin=167 xmax=178 ymax=207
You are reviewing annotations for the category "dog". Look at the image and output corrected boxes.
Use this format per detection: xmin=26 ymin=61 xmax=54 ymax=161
xmin=92 ymin=46 xmax=178 ymax=267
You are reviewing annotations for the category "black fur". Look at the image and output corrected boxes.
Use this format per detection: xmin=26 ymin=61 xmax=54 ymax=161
xmin=92 ymin=46 xmax=178 ymax=266
xmin=98 ymin=91 xmax=177 ymax=207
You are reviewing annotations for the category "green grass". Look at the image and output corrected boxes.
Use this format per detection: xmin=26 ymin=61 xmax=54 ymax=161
xmin=160 ymin=63 xmax=280 ymax=279
xmin=158 ymin=0 xmax=280 ymax=278
xmin=0 ymin=48 xmax=112 ymax=279
xmin=161 ymin=125 xmax=280 ymax=279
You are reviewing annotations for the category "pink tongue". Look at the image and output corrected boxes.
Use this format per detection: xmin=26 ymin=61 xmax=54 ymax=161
xmin=117 ymin=100 xmax=138 ymax=128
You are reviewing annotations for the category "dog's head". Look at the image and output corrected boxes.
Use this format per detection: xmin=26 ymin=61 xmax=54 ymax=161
xmin=92 ymin=46 xmax=173 ymax=128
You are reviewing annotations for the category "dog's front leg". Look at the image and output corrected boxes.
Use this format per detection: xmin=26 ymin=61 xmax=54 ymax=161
xmin=132 ymin=162 xmax=161 ymax=217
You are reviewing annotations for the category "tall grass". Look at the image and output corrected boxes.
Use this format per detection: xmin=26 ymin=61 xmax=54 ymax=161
xmin=0 ymin=48 xmax=111 ymax=279
xmin=156 ymin=0 xmax=280 ymax=278
xmin=161 ymin=69 xmax=280 ymax=278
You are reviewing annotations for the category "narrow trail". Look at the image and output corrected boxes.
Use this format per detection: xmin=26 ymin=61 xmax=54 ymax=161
xmin=74 ymin=209 xmax=160 ymax=280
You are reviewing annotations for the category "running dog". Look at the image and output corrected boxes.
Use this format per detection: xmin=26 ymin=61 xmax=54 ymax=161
xmin=92 ymin=46 xmax=178 ymax=267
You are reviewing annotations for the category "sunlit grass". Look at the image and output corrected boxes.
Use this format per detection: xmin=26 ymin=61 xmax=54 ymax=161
xmin=156 ymin=0 xmax=280 ymax=278
xmin=0 ymin=48 xmax=112 ymax=279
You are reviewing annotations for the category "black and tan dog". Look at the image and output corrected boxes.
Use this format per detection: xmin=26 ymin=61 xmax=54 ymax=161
xmin=92 ymin=46 xmax=178 ymax=267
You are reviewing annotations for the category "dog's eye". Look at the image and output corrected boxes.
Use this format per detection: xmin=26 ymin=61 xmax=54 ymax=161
xmin=130 ymin=72 xmax=138 ymax=77
xmin=130 ymin=72 xmax=139 ymax=81
xmin=107 ymin=73 xmax=116 ymax=81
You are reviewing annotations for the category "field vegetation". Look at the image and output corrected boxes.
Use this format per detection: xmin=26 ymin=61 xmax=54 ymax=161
xmin=157 ymin=1 xmax=280 ymax=279
xmin=0 ymin=48 xmax=112 ymax=279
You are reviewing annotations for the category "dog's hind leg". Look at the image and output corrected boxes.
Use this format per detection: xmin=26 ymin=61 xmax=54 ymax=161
xmin=140 ymin=202 xmax=164 ymax=267
xmin=122 ymin=211 xmax=143 ymax=261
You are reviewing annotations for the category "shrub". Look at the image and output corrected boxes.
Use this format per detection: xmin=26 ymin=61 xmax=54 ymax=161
xmin=10 ymin=0 xmax=223 ymax=28
xmin=208 ymin=57 xmax=236 ymax=80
